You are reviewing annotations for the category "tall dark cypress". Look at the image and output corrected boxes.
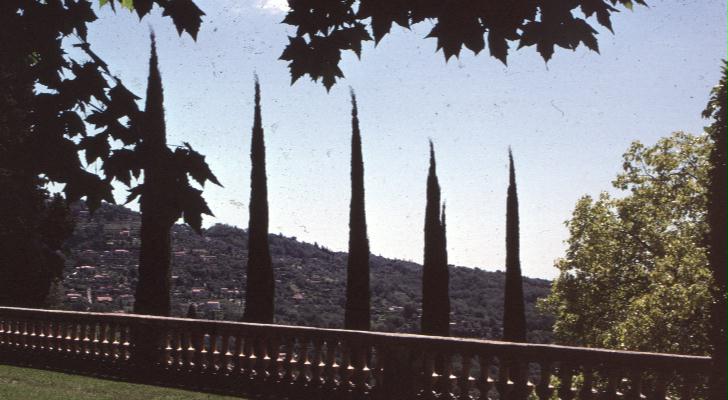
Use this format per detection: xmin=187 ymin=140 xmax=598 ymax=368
xmin=344 ymin=89 xmax=370 ymax=331
xmin=243 ymin=77 xmax=274 ymax=323
xmin=705 ymin=64 xmax=726 ymax=400
xmin=502 ymin=149 xmax=527 ymax=342
xmin=134 ymin=33 xmax=176 ymax=316
xmin=421 ymin=141 xmax=450 ymax=336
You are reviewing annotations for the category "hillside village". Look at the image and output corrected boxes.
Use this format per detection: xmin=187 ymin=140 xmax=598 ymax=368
xmin=58 ymin=203 xmax=554 ymax=342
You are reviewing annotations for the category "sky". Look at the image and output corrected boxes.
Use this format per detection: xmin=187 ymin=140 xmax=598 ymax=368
xmin=74 ymin=0 xmax=727 ymax=279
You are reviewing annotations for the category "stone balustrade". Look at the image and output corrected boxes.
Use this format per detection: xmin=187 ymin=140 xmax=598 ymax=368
xmin=0 ymin=306 xmax=710 ymax=399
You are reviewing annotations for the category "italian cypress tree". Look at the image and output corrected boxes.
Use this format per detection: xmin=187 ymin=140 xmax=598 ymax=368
xmin=502 ymin=149 xmax=527 ymax=342
xmin=243 ymin=77 xmax=274 ymax=323
xmin=134 ymin=34 xmax=177 ymax=317
xmin=344 ymin=89 xmax=371 ymax=331
xmin=421 ymin=141 xmax=449 ymax=336
xmin=704 ymin=64 xmax=726 ymax=400
xmin=128 ymin=34 xmax=219 ymax=317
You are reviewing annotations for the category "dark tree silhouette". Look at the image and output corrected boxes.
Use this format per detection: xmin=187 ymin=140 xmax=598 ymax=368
xmin=0 ymin=190 xmax=75 ymax=307
xmin=243 ymin=78 xmax=275 ymax=324
xmin=279 ymin=0 xmax=645 ymax=89
xmin=421 ymin=141 xmax=449 ymax=336
xmin=132 ymin=34 xmax=219 ymax=316
xmin=133 ymin=35 xmax=176 ymax=317
xmin=345 ymin=89 xmax=371 ymax=331
xmin=2 ymin=1 xmax=215 ymax=309
xmin=503 ymin=149 xmax=527 ymax=342
xmin=704 ymin=63 xmax=726 ymax=400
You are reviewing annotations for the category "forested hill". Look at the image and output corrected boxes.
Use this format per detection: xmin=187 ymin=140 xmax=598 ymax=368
xmin=63 ymin=203 xmax=554 ymax=343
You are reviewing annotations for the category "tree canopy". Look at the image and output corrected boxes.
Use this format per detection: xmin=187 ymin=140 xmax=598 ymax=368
xmin=540 ymin=131 xmax=712 ymax=355
xmin=279 ymin=0 xmax=645 ymax=89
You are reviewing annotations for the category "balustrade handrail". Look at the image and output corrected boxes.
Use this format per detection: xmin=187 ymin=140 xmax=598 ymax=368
xmin=0 ymin=306 xmax=712 ymax=399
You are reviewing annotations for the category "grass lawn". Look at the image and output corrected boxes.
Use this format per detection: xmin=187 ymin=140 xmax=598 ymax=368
xmin=0 ymin=364 xmax=242 ymax=400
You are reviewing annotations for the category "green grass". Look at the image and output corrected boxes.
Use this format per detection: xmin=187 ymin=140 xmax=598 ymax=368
xmin=0 ymin=364 xmax=242 ymax=400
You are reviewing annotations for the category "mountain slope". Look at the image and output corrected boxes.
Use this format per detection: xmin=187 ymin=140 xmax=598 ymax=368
xmin=60 ymin=203 xmax=553 ymax=342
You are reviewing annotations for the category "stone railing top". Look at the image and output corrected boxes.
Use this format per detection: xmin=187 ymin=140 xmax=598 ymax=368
xmin=0 ymin=306 xmax=711 ymax=372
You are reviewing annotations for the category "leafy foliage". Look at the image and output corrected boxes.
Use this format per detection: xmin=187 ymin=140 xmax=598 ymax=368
xmin=98 ymin=0 xmax=205 ymax=39
xmin=540 ymin=132 xmax=712 ymax=355
xmin=280 ymin=0 xmax=646 ymax=89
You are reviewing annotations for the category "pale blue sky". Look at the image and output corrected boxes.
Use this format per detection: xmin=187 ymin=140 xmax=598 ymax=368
xmin=76 ymin=0 xmax=727 ymax=279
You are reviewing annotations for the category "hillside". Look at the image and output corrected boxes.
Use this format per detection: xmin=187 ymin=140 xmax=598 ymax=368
xmin=59 ymin=203 xmax=554 ymax=342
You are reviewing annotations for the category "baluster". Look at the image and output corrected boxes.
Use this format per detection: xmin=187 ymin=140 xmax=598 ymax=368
xmin=422 ymin=352 xmax=436 ymax=400
xmin=536 ymin=361 xmax=554 ymax=400
xmin=280 ymin=337 xmax=295 ymax=385
xmin=323 ymin=339 xmax=338 ymax=392
xmin=160 ymin=332 xmax=171 ymax=367
xmin=109 ymin=323 xmax=120 ymax=360
xmin=80 ymin=322 xmax=90 ymax=355
xmin=38 ymin=320 xmax=48 ymax=350
xmin=207 ymin=333 xmax=218 ymax=372
xmin=89 ymin=322 xmax=98 ymax=356
xmin=20 ymin=319 xmax=29 ymax=349
xmin=458 ymin=353 xmax=474 ymax=400
xmin=54 ymin=320 xmax=64 ymax=354
xmin=513 ymin=360 xmax=531 ymax=400
xmin=254 ymin=336 xmax=269 ymax=383
xmin=10 ymin=320 xmax=18 ymax=347
xmin=183 ymin=331 xmax=194 ymax=371
xmin=0 ymin=319 xmax=6 ymax=346
xmin=120 ymin=325 xmax=131 ymax=361
xmin=27 ymin=319 xmax=36 ymax=349
xmin=267 ymin=336 xmax=282 ymax=385
xmin=353 ymin=341 xmax=372 ymax=398
xmin=496 ymin=357 xmax=512 ymax=400
xmin=308 ymin=338 xmax=323 ymax=389
xmin=339 ymin=339 xmax=355 ymax=394
xmin=648 ymin=370 xmax=670 ymax=400
xmin=370 ymin=344 xmax=385 ymax=396
xmin=295 ymin=338 xmax=310 ymax=387
xmin=602 ymin=367 xmax=620 ymax=400
xmin=71 ymin=322 xmax=81 ymax=354
xmin=438 ymin=353 xmax=454 ymax=399
xmin=626 ymin=370 xmax=643 ymax=400
xmin=231 ymin=335 xmax=243 ymax=374
xmin=679 ymin=373 xmax=697 ymax=400
xmin=99 ymin=323 xmax=109 ymax=359
xmin=171 ymin=331 xmax=182 ymax=370
xmin=476 ymin=355 xmax=494 ymax=400
xmin=579 ymin=365 xmax=595 ymax=400
xmin=242 ymin=336 xmax=255 ymax=380
xmin=557 ymin=363 xmax=575 ymax=400
xmin=193 ymin=330 xmax=204 ymax=373
xmin=219 ymin=333 xmax=230 ymax=374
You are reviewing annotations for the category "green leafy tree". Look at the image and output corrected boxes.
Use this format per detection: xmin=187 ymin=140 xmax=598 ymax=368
xmin=503 ymin=149 xmax=526 ymax=343
xmin=279 ymin=0 xmax=645 ymax=89
xmin=1 ymin=0 xmax=212 ymax=308
xmin=243 ymin=78 xmax=274 ymax=323
xmin=702 ymin=63 xmax=726 ymax=400
xmin=540 ymin=131 xmax=712 ymax=355
xmin=421 ymin=141 xmax=449 ymax=336
xmin=344 ymin=89 xmax=371 ymax=331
